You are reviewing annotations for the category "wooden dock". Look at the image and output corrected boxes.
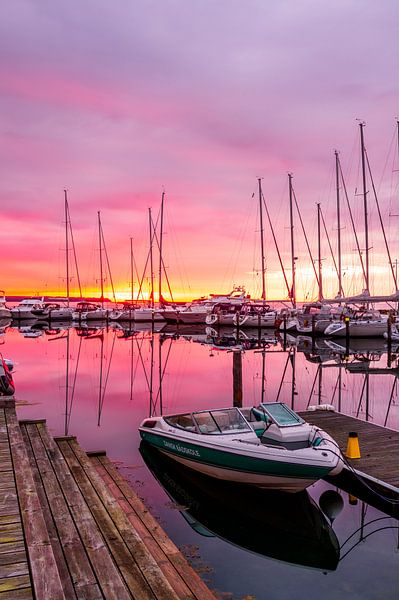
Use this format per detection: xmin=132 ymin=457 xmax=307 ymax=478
xmin=300 ymin=409 xmax=399 ymax=516
xmin=0 ymin=399 xmax=217 ymax=599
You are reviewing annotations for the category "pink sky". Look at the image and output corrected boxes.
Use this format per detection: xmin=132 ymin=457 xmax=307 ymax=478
xmin=1 ymin=1 xmax=399 ymax=301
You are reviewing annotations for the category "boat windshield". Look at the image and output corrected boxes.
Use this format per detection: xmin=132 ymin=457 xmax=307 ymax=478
xmin=193 ymin=409 xmax=251 ymax=434
xmin=164 ymin=408 xmax=252 ymax=434
xmin=258 ymin=403 xmax=305 ymax=427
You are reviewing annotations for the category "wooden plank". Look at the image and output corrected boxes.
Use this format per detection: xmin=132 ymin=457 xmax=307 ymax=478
xmin=69 ymin=441 xmax=185 ymax=600
xmin=91 ymin=456 xmax=202 ymax=600
xmin=0 ymin=551 xmax=27 ymax=567
xmin=0 ymin=574 xmax=31 ymax=593
xmin=20 ymin=424 xmax=78 ymax=600
xmin=0 ymin=561 xmax=29 ymax=578
xmin=33 ymin=426 xmax=131 ymax=600
xmin=23 ymin=423 xmax=105 ymax=600
xmin=0 ymin=540 xmax=26 ymax=555
xmin=0 ymin=588 xmax=33 ymax=600
xmin=58 ymin=438 xmax=161 ymax=600
xmin=4 ymin=407 xmax=66 ymax=600
xmin=96 ymin=455 xmax=217 ymax=600
xmin=0 ymin=513 xmax=20 ymax=525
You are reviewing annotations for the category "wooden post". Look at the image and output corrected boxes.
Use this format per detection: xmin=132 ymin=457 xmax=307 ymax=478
xmin=387 ymin=313 xmax=392 ymax=367
xmin=233 ymin=350 xmax=243 ymax=407
xmin=345 ymin=316 xmax=350 ymax=355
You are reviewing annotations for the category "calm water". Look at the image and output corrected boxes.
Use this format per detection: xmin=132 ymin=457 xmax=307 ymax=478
xmin=2 ymin=319 xmax=399 ymax=599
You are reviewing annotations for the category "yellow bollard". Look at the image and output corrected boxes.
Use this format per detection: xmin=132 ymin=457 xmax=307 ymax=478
xmin=345 ymin=431 xmax=361 ymax=459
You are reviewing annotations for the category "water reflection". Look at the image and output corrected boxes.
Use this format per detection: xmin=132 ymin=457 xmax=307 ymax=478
xmin=140 ymin=441 xmax=341 ymax=571
xmin=3 ymin=320 xmax=399 ymax=596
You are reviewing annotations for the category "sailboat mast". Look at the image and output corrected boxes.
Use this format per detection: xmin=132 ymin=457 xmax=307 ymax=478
xmin=98 ymin=211 xmax=104 ymax=308
xmin=64 ymin=190 xmax=70 ymax=306
xmin=258 ymin=178 xmax=266 ymax=301
xmin=359 ymin=122 xmax=370 ymax=293
xmin=158 ymin=192 xmax=165 ymax=304
xmin=317 ymin=203 xmax=323 ymax=301
xmin=130 ymin=237 xmax=134 ymax=303
xmin=149 ymin=208 xmax=154 ymax=308
xmin=335 ymin=151 xmax=343 ymax=297
xmin=288 ymin=173 xmax=296 ymax=308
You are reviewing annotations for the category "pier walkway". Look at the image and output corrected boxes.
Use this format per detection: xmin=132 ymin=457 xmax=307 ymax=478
xmin=0 ymin=399 xmax=216 ymax=599
xmin=300 ymin=409 xmax=399 ymax=492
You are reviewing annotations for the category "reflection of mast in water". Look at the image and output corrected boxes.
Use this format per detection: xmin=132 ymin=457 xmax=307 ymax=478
xmin=97 ymin=330 xmax=116 ymax=427
xmin=151 ymin=335 xmax=173 ymax=417
xmin=134 ymin=330 xmax=173 ymax=417
xmin=356 ymin=372 xmax=370 ymax=422
xmin=52 ymin=328 xmax=82 ymax=436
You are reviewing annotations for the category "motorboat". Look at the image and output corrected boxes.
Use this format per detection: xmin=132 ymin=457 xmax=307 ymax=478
xmin=163 ymin=286 xmax=249 ymax=325
xmin=31 ymin=301 xmax=73 ymax=321
xmin=0 ymin=291 xmax=11 ymax=319
xmin=324 ymin=310 xmax=389 ymax=338
xmin=11 ymin=297 xmax=45 ymax=319
xmin=72 ymin=302 xmax=109 ymax=321
xmin=205 ymin=302 xmax=244 ymax=327
xmin=140 ymin=442 xmax=340 ymax=571
xmin=234 ymin=303 xmax=279 ymax=328
xmin=295 ymin=303 xmax=348 ymax=334
xmin=139 ymin=402 xmax=343 ymax=492
xmin=108 ymin=302 xmax=138 ymax=321
xmin=0 ymin=356 xmax=15 ymax=396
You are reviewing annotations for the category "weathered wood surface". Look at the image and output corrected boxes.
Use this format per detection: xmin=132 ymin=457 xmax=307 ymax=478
xmin=6 ymin=410 xmax=66 ymax=600
xmin=1 ymin=398 xmax=217 ymax=599
xmin=300 ymin=410 xmax=399 ymax=490
xmin=58 ymin=437 xmax=178 ymax=600
xmin=90 ymin=454 xmax=217 ymax=600
xmin=0 ymin=406 xmax=33 ymax=600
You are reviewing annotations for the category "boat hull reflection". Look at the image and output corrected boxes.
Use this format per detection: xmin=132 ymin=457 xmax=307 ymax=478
xmin=140 ymin=441 xmax=340 ymax=571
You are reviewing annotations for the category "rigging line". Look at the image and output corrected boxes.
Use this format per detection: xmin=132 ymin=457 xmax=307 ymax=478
xmin=384 ymin=377 xmax=397 ymax=427
xmin=339 ymin=526 xmax=399 ymax=562
xmin=320 ymin=206 xmax=341 ymax=289
xmin=330 ymin=371 xmax=340 ymax=405
xmin=292 ymin=186 xmax=319 ymax=286
xmin=135 ymin=335 xmax=151 ymax=391
xmin=338 ymin=156 xmax=367 ymax=286
xmin=261 ymin=191 xmax=292 ymax=301
xmin=135 ymin=244 xmax=151 ymax=302
xmin=66 ymin=335 xmax=83 ymax=435
xmin=66 ymin=199 xmax=83 ymax=298
xmin=365 ymin=149 xmax=398 ymax=290
xmin=100 ymin=223 xmax=117 ymax=304
xmin=355 ymin=374 xmax=368 ymax=418
xmin=306 ymin=364 xmax=320 ymax=408
xmin=153 ymin=337 xmax=173 ymax=413
xmin=98 ymin=331 xmax=117 ymax=424
xmin=275 ymin=351 xmax=291 ymax=402
xmin=151 ymin=223 xmax=174 ymax=302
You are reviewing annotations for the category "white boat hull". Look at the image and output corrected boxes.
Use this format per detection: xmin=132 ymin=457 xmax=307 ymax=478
xmin=159 ymin=449 xmax=315 ymax=492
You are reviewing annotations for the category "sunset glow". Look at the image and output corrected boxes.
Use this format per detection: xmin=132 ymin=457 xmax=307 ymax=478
xmin=1 ymin=2 xmax=399 ymax=302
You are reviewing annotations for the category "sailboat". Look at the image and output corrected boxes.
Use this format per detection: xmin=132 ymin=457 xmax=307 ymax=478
xmin=73 ymin=211 xmax=113 ymax=321
xmin=32 ymin=192 xmax=82 ymax=321
xmin=234 ymin=180 xmax=281 ymax=328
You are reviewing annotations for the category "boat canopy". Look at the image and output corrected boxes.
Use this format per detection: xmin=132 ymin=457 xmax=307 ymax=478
xmin=164 ymin=407 xmax=252 ymax=435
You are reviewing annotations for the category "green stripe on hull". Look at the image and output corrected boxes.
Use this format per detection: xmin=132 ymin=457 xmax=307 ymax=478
xmin=140 ymin=431 xmax=332 ymax=480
